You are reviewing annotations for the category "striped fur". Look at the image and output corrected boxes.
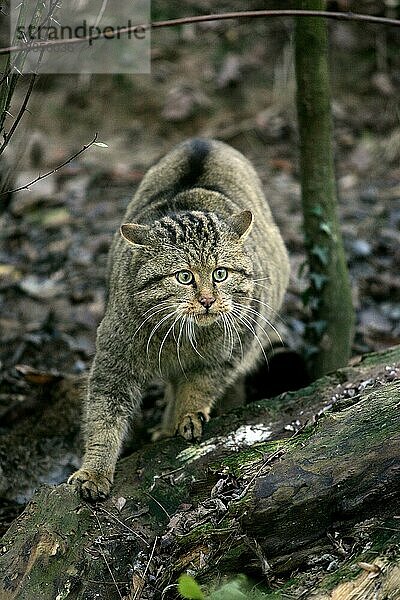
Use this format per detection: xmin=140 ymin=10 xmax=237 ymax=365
xmin=69 ymin=139 xmax=290 ymax=501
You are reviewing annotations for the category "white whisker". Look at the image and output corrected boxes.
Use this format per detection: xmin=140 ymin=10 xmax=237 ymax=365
xmin=253 ymin=281 xmax=269 ymax=291
xmin=176 ymin=316 xmax=187 ymax=378
xmin=132 ymin=303 xmax=176 ymax=339
xmin=187 ymin=316 xmax=205 ymax=359
xmin=141 ymin=299 xmax=174 ymax=318
xmin=221 ymin=313 xmax=234 ymax=359
xmin=158 ymin=313 xmax=182 ymax=375
xmin=234 ymin=302 xmax=284 ymax=347
xmin=226 ymin=311 xmax=243 ymax=360
xmin=233 ymin=306 xmax=274 ymax=352
xmin=221 ymin=313 xmax=227 ymax=352
xmin=237 ymin=294 xmax=287 ymax=327
xmin=146 ymin=310 xmax=178 ymax=355
xmin=232 ymin=310 xmax=269 ymax=367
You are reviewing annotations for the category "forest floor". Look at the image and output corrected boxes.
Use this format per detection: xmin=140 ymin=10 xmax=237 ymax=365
xmin=0 ymin=7 xmax=399 ymax=535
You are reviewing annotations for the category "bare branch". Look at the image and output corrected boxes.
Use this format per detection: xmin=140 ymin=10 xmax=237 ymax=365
xmin=0 ymin=2 xmax=64 ymax=156
xmin=0 ymin=10 xmax=399 ymax=57
xmin=0 ymin=73 xmax=36 ymax=156
xmin=150 ymin=10 xmax=400 ymax=30
xmin=0 ymin=133 xmax=99 ymax=196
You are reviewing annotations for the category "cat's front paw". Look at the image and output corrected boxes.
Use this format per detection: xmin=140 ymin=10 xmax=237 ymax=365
xmin=176 ymin=412 xmax=208 ymax=441
xmin=68 ymin=469 xmax=112 ymax=502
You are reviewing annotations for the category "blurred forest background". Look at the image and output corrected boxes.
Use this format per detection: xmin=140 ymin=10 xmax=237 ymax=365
xmin=0 ymin=0 xmax=399 ymax=512
xmin=1 ymin=0 xmax=400 ymax=383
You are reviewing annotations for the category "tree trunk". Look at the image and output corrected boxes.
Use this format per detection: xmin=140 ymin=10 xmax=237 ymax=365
xmin=1 ymin=346 xmax=399 ymax=599
xmin=294 ymin=0 xmax=355 ymax=378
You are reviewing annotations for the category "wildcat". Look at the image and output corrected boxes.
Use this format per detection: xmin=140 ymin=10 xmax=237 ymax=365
xmin=68 ymin=138 xmax=290 ymax=501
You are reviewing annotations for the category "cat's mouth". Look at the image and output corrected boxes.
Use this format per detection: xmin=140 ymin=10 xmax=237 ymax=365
xmin=191 ymin=308 xmax=231 ymax=326
xmin=194 ymin=312 xmax=220 ymax=326
xmin=184 ymin=300 xmax=232 ymax=326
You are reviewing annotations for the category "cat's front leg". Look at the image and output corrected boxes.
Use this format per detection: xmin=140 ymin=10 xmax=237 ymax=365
xmin=68 ymin=399 xmax=130 ymax=501
xmin=68 ymin=334 xmax=141 ymax=501
xmin=171 ymin=372 xmax=226 ymax=442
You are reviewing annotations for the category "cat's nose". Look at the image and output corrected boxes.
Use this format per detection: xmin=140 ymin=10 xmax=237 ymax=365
xmin=199 ymin=295 xmax=215 ymax=310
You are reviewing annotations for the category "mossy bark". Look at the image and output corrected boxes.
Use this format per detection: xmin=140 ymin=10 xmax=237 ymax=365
xmin=294 ymin=0 xmax=355 ymax=378
xmin=1 ymin=346 xmax=399 ymax=599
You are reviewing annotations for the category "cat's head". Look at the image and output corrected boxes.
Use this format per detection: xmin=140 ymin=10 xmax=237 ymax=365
xmin=120 ymin=210 xmax=254 ymax=326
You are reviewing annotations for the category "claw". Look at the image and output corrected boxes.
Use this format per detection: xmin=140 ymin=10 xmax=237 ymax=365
xmin=176 ymin=411 xmax=208 ymax=441
xmin=68 ymin=469 xmax=112 ymax=502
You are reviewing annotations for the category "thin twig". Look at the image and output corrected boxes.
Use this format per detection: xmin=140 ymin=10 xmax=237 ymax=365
xmin=143 ymin=491 xmax=171 ymax=519
xmin=0 ymin=10 xmax=399 ymax=56
xmin=97 ymin=545 xmax=124 ymax=600
xmin=89 ymin=507 xmax=124 ymax=600
xmin=151 ymin=10 xmax=400 ymax=30
xmin=236 ymin=447 xmax=286 ymax=501
xmin=0 ymin=73 xmax=36 ymax=155
xmin=132 ymin=536 xmax=158 ymax=600
xmin=0 ymin=132 xmax=98 ymax=196
xmin=0 ymin=0 xmax=57 ymax=139
xmin=235 ymin=422 xmax=310 ymax=500
xmin=0 ymin=1 xmax=58 ymax=88
xmin=96 ymin=505 xmax=150 ymax=547
xmin=0 ymin=33 xmax=47 ymax=155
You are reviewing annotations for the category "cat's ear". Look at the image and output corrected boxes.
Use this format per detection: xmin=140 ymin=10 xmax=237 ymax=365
xmin=227 ymin=210 xmax=253 ymax=241
xmin=120 ymin=223 xmax=157 ymax=248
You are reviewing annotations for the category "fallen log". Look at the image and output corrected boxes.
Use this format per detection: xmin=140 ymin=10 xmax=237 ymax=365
xmin=1 ymin=346 xmax=399 ymax=599
xmin=0 ymin=349 xmax=308 ymax=507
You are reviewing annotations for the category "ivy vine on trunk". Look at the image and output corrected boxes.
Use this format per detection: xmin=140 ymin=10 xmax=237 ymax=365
xmin=294 ymin=0 xmax=355 ymax=377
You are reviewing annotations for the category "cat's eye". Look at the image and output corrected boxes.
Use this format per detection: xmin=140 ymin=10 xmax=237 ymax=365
xmin=176 ymin=270 xmax=194 ymax=285
xmin=213 ymin=267 xmax=228 ymax=283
